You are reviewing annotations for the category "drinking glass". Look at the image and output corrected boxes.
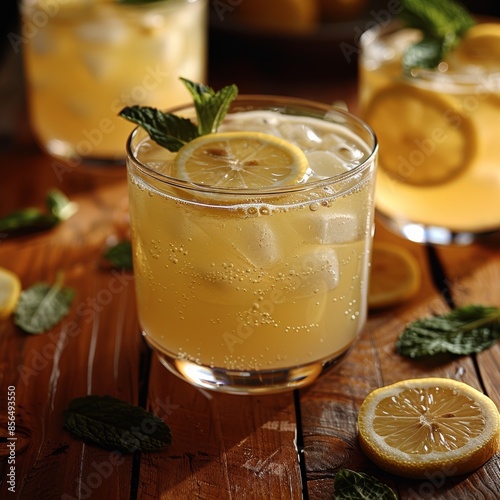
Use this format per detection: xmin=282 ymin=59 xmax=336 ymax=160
xmin=359 ymin=20 xmax=500 ymax=245
xmin=20 ymin=0 xmax=207 ymax=166
xmin=126 ymin=96 xmax=378 ymax=394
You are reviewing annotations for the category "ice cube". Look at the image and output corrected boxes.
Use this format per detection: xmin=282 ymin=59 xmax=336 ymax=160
xmin=306 ymin=150 xmax=350 ymax=178
xmin=296 ymin=211 xmax=361 ymax=245
xmin=75 ymin=18 xmax=128 ymax=45
xmin=271 ymin=245 xmax=339 ymax=300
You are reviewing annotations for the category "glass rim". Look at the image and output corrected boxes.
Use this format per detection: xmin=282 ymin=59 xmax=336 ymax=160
xmin=360 ymin=19 xmax=500 ymax=84
xmin=126 ymin=94 xmax=378 ymax=197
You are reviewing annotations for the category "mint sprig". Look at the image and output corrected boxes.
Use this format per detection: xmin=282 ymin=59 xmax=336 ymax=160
xmin=14 ymin=272 xmax=75 ymax=334
xmin=63 ymin=395 xmax=172 ymax=453
xmin=396 ymin=305 xmax=500 ymax=358
xmin=334 ymin=469 xmax=397 ymax=499
xmin=400 ymin=0 xmax=475 ymax=71
xmin=104 ymin=240 xmax=133 ymax=271
xmin=119 ymin=78 xmax=238 ymax=152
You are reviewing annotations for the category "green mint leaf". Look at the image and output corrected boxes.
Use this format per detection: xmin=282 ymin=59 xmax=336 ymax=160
xmin=0 ymin=208 xmax=57 ymax=236
xmin=396 ymin=305 xmax=500 ymax=358
xmin=119 ymin=105 xmax=199 ymax=152
xmin=46 ymin=188 xmax=78 ymax=221
xmin=14 ymin=272 xmax=75 ymax=334
xmin=402 ymin=37 xmax=448 ymax=72
xmin=334 ymin=469 xmax=397 ymax=499
xmin=104 ymin=240 xmax=133 ymax=271
xmin=400 ymin=0 xmax=475 ymax=70
xmin=63 ymin=395 xmax=172 ymax=453
xmin=181 ymin=78 xmax=238 ymax=135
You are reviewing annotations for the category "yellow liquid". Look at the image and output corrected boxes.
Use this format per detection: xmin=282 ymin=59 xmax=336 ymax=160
xmin=128 ymin=113 xmax=375 ymax=371
xmin=360 ymin=27 xmax=500 ymax=233
xmin=21 ymin=0 xmax=207 ymax=161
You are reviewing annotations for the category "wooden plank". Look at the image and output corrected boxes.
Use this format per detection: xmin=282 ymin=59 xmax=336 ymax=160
xmin=139 ymin=357 xmax=301 ymax=499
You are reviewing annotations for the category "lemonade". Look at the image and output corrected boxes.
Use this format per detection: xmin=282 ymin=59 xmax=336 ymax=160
xmin=126 ymin=97 xmax=377 ymax=393
xmin=20 ymin=0 xmax=207 ymax=163
xmin=359 ymin=20 xmax=500 ymax=243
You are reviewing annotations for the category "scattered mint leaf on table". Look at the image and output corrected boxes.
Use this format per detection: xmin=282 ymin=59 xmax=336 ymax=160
xmin=119 ymin=78 xmax=238 ymax=152
xmin=63 ymin=395 xmax=172 ymax=453
xmin=396 ymin=305 xmax=500 ymax=358
xmin=14 ymin=272 xmax=75 ymax=334
xmin=0 ymin=188 xmax=77 ymax=237
xmin=104 ymin=240 xmax=133 ymax=270
xmin=334 ymin=469 xmax=397 ymax=499
xmin=400 ymin=0 xmax=475 ymax=71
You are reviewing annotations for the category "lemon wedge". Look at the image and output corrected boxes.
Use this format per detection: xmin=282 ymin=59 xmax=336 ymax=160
xmin=364 ymin=84 xmax=476 ymax=186
xmin=358 ymin=378 xmax=500 ymax=479
xmin=172 ymin=131 xmax=309 ymax=189
xmin=453 ymin=23 xmax=500 ymax=68
xmin=0 ymin=266 xmax=21 ymax=319
xmin=368 ymin=242 xmax=420 ymax=309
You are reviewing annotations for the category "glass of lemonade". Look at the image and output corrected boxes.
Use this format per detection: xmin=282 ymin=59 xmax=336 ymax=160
xmin=126 ymin=96 xmax=378 ymax=394
xmin=20 ymin=0 xmax=207 ymax=164
xmin=359 ymin=20 xmax=500 ymax=245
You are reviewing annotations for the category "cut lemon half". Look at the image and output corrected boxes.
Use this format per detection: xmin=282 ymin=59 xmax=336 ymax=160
xmin=358 ymin=378 xmax=500 ymax=479
xmin=364 ymin=84 xmax=476 ymax=186
xmin=0 ymin=266 xmax=21 ymax=319
xmin=453 ymin=23 xmax=500 ymax=67
xmin=172 ymin=131 xmax=309 ymax=189
xmin=368 ymin=242 xmax=420 ymax=309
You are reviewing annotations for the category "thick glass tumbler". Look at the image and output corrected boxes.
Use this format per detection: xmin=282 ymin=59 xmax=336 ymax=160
xmin=360 ymin=20 xmax=500 ymax=245
xmin=126 ymin=96 xmax=378 ymax=394
xmin=20 ymin=0 xmax=207 ymax=165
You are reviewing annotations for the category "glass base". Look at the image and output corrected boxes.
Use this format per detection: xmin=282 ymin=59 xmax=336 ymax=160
xmin=143 ymin=332 xmax=348 ymax=395
xmin=377 ymin=211 xmax=500 ymax=246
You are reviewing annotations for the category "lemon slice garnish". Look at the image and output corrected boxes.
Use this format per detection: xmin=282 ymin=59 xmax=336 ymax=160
xmin=172 ymin=131 xmax=309 ymax=189
xmin=368 ymin=242 xmax=420 ymax=309
xmin=0 ymin=266 xmax=21 ymax=319
xmin=358 ymin=378 xmax=500 ymax=479
xmin=364 ymin=84 xmax=477 ymax=186
xmin=453 ymin=23 xmax=500 ymax=68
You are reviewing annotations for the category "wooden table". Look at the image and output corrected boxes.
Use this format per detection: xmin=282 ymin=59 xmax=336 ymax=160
xmin=1 ymin=29 xmax=500 ymax=500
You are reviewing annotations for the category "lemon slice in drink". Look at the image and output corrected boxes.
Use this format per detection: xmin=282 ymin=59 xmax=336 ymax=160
xmin=172 ymin=131 xmax=309 ymax=189
xmin=453 ymin=23 xmax=500 ymax=67
xmin=358 ymin=378 xmax=500 ymax=479
xmin=368 ymin=242 xmax=420 ymax=309
xmin=364 ymin=84 xmax=476 ymax=186
xmin=0 ymin=266 xmax=21 ymax=319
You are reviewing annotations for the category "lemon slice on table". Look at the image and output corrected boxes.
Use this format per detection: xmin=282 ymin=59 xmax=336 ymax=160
xmin=0 ymin=266 xmax=21 ymax=319
xmin=364 ymin=84 xmax=476 ymax=186
xmin=172 ymin=131 xmax=309 ymax=189
xmin=358 ymin=378 xmax=500 ymax=479
xmin=368 ymin=242 xmax=420 ymax=309
xmin=453 ymin=23 xmax=500 ymax=67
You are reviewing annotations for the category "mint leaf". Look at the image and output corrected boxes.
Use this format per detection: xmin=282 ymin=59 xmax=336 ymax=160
xmin=119 ymin=78 xmax=238 ymax=152
xmin=46 ymin=188 xmax=78 ymax=221
xmin=334 ymin=469 xmax=397 ymax=499
xmin=63 ymin=395 xmax=172 ymax=453
xmin=0 ymin=189 xmax=76 ymax=237
xmin=104 ymin=240 xmax=133 ymax=271
xmin=400 ymin=0 xmax=475 ymax=70
xmin=14 ymin=272 xmax=75 ymax=334
xmin=181 ymin=78 xmax=238 ymax=135
xmin=396 ymin=305 xmax=500 ymax=358
xmin=119 ymin=106 xmax=198 ymax=152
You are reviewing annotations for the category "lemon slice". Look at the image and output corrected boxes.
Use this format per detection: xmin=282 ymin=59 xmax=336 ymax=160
xmin=368 ymin=242 xmax=420 ymax=309
xmin=358 ymin=378 xmax=500 ymax=479
xmin=172 ymin=131 xmax=309 ymax=189
xmin=0 ymin=266 xmax=21 ymax=319
xmin=453 ymin=23 xmax=500 ymax=67
xmin=364 ymin=84 xmax=476 ymax=186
